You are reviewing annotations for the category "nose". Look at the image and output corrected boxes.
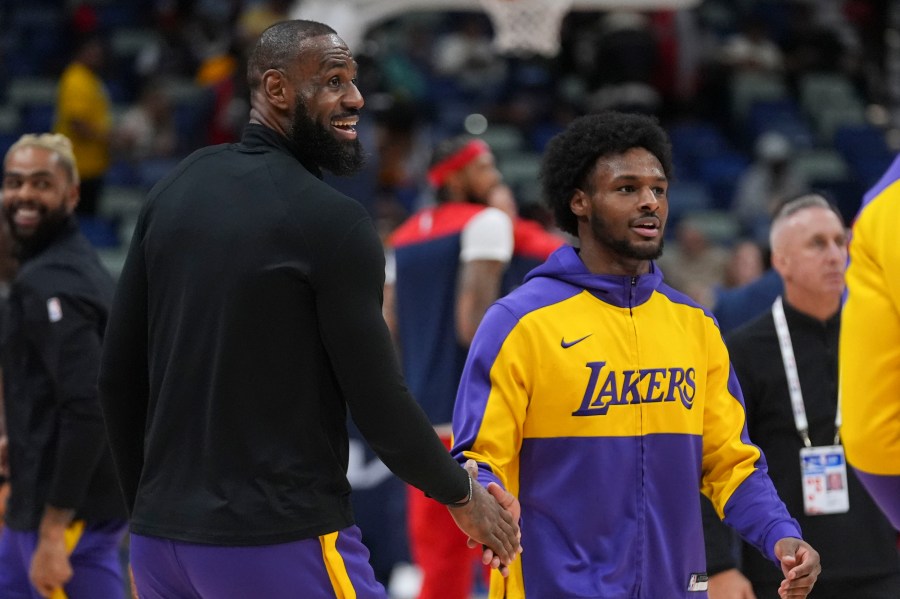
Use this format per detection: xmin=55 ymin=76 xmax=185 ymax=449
xmin=638 ymin=187 xmax=660 ymax=211
xmin=827 ymin=240 xmax=848 ymax=262
xmin=344 ymin=82 xmax=364 ymax=110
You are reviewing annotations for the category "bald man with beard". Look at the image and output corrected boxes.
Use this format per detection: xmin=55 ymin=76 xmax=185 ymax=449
xmin=97 ymin=20 xmax=520 ymax=599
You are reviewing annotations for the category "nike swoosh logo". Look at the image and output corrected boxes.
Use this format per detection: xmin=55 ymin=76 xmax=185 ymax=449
xmin=560 ymin=334 xmax=592 ymax=348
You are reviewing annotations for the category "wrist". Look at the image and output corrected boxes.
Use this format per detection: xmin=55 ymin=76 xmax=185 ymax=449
xmin=38 ymin=506 xmax=75 ymax=541
xmin=38 ymin=524 xmax=67 ymax=543
xmin=446 ymin=471 xmax=473 ymax=509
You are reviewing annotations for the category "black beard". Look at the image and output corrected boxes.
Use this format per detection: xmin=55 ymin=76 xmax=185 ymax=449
xmin=5 ymin=202 xmax=71 ymax=257
xmin=589 ymin=213 xmax=664 ymax=261
xmin=465 ymin=190 xmax=488 ymax=205
xmin=289 ymin=98 xmax=365 ymax=176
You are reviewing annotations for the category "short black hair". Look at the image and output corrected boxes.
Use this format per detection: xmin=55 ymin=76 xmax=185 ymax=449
xmin=540 ymin=111 xmax=673 ymax=236
xmin=247 ymin=20 xmax=336 ymax=89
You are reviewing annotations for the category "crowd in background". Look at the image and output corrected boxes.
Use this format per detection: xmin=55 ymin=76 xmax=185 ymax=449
xmin=0 ymin=1 xmax=896 ymax=252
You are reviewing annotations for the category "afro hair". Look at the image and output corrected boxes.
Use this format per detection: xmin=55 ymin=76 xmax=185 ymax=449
xmin=540 ymin=111 xmax=673 ymax=236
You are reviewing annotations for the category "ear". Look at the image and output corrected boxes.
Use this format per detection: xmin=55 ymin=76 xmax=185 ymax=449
xmin=570 ymin=188 xmax=589 ymax=218
xmin=771 ymin=250 xmax=789 ymax=279
xmin=443 ymin=170 xmax=467 ymax=200
xmin=64 ymin=181 xmax=80 ymax=213
xmin=261 ymin=68 xmax=291 ymax=110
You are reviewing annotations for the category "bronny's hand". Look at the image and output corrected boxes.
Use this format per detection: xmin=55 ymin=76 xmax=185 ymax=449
xmin=448 ymin=460 xmax=522 ymax=575
xmin=775 ymin=537 xmax=821 ymax=598
xmin=707 ymin=568 xmax=757 ymax=599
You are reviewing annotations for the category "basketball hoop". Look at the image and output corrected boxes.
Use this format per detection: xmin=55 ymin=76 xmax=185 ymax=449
xmin=478 ymin=0 xmax=574 ymax=58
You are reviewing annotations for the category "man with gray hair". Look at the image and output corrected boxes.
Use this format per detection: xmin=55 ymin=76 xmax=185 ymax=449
xmin=0 ymin=133 xmax=127 ymax=598
xmin=704 ymin=194 xmax=900 ymax=598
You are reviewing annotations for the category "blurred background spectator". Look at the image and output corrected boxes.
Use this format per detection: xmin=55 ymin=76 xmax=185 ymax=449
xmin=657 ymin=216 xmax=731 ymax=308
xmin=731 ymin=131 xmax=809 ymax=242
xmin=113 ymin=81 xmax=178 ymax=163
xmin=1 ymin=1 xmax=894 ymax=262
xmin=722 ymin=238 xmax=765 ymax=289
xmin=53 ymin=31 xmax=112 ymax=217
xmin=721 ymin=15 xmax=784 ymax=73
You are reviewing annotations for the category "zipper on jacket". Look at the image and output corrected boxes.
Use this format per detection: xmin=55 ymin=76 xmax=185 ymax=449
xmin=629 ymin=272 xmax=644 ymax=598
xmin=629 ymin=276 xmax=638 ymax=315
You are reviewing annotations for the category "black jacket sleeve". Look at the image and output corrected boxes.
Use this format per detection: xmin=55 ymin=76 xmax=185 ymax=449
xmin=313 ymin=216 xmax=468 ymax=505
xmin=23 ymin=285 xmax=108 ymax=511
xmin=97 ymin=211 xmax=150 ymax=513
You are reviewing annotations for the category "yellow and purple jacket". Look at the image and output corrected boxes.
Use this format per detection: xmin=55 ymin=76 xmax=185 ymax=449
xmin=839 ymin=153 xmax=900 ymax=530
xmin=452 ymin=245 xmax=801 ymax=598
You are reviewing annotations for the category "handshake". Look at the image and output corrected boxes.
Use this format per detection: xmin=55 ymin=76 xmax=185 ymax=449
xmin=446 ymin=460 xmax=523 ymax=578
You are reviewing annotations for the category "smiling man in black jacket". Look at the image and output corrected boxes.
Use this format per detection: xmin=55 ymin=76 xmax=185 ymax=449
xmin=0 ymin=133 xmax=127 ymax=598
xmin=97 ymin=20 xmax=520 ymax=599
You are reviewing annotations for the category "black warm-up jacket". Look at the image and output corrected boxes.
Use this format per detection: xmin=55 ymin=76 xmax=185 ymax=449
xmin=98 ymin=124 xmax=468 ymax=546
xmin=3 ymin=219 xmax=126 ymax=530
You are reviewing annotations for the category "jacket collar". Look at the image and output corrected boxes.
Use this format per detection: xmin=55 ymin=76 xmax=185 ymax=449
xmin=240 ymin=123 xmax=323 ymax=179
xmin=526 ymin=245 xmax=663 ymax=308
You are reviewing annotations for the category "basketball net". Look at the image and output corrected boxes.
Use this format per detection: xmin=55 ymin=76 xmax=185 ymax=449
xmin=478 ymin=0 xmax=574 ymax=57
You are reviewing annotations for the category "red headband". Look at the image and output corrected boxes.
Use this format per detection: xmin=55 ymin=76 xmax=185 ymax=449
xmin=427 ymin=139 xmax=490 ymax=188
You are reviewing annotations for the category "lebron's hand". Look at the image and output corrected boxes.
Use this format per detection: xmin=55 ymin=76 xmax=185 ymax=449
xmin=467 ymin=479 xmax=522 ymax=577
xmin=447 ymin=460 xmax=522 ymax=576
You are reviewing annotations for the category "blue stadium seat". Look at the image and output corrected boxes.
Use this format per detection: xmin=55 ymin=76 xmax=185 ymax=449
xmin=96 ymin=5 xmax=142 ymax=29
xmin=528 ymin=121 xmax=564 ymax=153
xmin=105 ymin=160 xmax=141 ymax=187
xmin=793 ymin=148 xmax=850 ymax=183
xmin=744 ymin=99 xmax=814 ymax=150
xmin=0 ymin=104 xmax=22 ymax=135
xmin=477 ymin=124 xmax=525 ymax=154
xmin=0 ymin=132 xmax=21 ymax=157
xmin=11 ymin=6 xmax=62 ymax=30
xmin=7 ymin=77 xmax=57 ymax=107
xmin=666 ymin=180 xmax=714 ymax=229
xmin=826 ymin=125 xmax=893 ymax=214
xmin=668 ymin=122 xmax=733 ymax=181
xmin=730 ymin=71 xmax=788 ymax=121
xmin=833 ymin=124 xmax=893 ymax=174
xmin=497 ymin=150 xmax=541 ymax=187
xmin=21 ymin=104 xmax=56 ymax=133
xmin=695 ymin=151 xmax=751 ymax=210
xmin=853 ymin=157 xmax=896 ymax=191
xmin=78 ymin=215 xmax=121 ymax=249
xmin=4 ymin=48 xmax=38 ymax=78
xmin=799 ymin=73 xmax=861 ymax=116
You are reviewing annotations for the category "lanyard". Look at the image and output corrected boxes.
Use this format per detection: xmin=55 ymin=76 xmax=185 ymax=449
xmin=771 ymin=296 xmax=841 ymax=447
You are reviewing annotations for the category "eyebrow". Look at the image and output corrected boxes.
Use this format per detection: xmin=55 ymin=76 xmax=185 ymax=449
xmin=319 ymin=55 xmax=357 ymax=71
xmin=3 ymin=169 xmax=55 ymax=178
xmin=611 ymin=174 xmax=668 ymax=182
